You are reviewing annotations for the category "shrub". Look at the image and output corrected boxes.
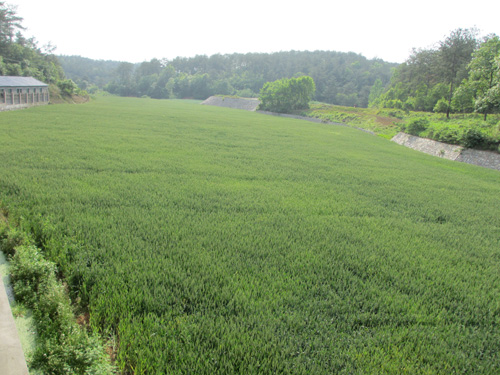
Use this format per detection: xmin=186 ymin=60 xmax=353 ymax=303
xmin=236 ymin=89 xmax=256 ymax=98
xmin=378 ymin=109 xmax=405 ymax=119
xmin=0 ymin=226 xmax=26 ymax=257
xmin=460 ymin=128 xmax=486 ymax=148
xmin=433 ymin=98 xmax=450 ymax=113
xmin=4 ymin=234 xmax=114 ymax=374
xmin=31 ymin=330 xmax=113 ymax=375
xmin=405 ymin=118 xmax=430 ymax=135
xmin=259 ymin=76 xmax=315 ymax=113
xmin=435 ymin=127 xmax=460 ymax=144
xmin=10 ymin=245 xmax=56 ymax=307
xmin=0 ymin=217 xmax=8 ymax=241
xmin=404 ymin=97 xmax=415 ymax=111
xmin=57 ymin=79 xmax=78 ymax=96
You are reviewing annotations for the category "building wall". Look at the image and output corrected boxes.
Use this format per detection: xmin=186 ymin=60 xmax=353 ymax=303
xmin=0 ymin=86 xmax=49 ymax=111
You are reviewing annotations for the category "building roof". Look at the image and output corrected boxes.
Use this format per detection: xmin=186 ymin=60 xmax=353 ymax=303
xmin=0 ymin=76 xmax=48 ymax=87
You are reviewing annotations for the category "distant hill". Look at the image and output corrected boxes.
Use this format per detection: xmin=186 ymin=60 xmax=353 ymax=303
xmin=58 ymin=51 xmax=398 ymax=107
xmin=57 ymin=55 xmax=128 ymax=90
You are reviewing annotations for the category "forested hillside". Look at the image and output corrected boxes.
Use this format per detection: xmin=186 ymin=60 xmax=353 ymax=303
xmin=60 ymin=51 xmax=397 ymax=107
xmin=372 ymin=28 xmax=500 ymax=120
xmin=0 ymin=2 xmax=64 ymax=83
xmin=57 ymin=55 xmax=124 ymax=92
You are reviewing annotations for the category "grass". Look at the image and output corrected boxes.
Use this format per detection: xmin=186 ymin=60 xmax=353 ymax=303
xmin=301 ymin=102 xmax=403 ymax=138
xmin=0 ymin=96 xmax=499 ymax=374
xmin=301 ymin=102 xmax=500 ymax=149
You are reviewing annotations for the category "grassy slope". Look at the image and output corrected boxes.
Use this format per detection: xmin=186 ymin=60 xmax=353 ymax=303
xmin=0 ymin=97 xmax=499 ymax=374
xmin=302 ymin=102 xmax=500 ymax=148
xmin=301 ymin=102 xmax=403 ymax=138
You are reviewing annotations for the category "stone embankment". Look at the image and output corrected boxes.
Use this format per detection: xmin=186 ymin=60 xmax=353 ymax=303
xmin=201 ymin=96 xmax=260 ymax=111
xmin=392 ymin=132 xmax=500 ymax=171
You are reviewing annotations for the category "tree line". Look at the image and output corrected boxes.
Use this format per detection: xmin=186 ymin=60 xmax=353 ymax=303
xmin=0 ymin=2 xmax=64 ymax=84
xmin=60 ymin=51 xmax=396 ymax=107
xmin=371 ymin=28 xmax=500 ymax=120
xmin=0 ymin=2 xmax=85 ymax=98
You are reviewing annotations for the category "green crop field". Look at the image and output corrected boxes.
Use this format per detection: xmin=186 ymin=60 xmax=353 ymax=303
xmin=1 ymin=97 xmax=499 ymax=374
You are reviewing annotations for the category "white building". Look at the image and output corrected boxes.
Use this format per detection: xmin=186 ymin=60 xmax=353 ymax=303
xmin=0 ymin=76 xmax=49 ymax=111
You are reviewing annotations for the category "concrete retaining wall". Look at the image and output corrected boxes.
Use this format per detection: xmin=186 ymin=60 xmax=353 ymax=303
xmin=392 ymin=132 xmax=500 ymax=171
xmin=0 ymin=271 xmax=29 ymax=374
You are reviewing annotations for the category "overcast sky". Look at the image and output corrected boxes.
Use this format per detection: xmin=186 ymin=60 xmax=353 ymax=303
xmin=10 ymin=0 xmax=500 ymax=64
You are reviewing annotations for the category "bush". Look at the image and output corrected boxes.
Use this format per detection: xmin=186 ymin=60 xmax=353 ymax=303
xmin=31 ymin=330 xmax=113 ymax=375
xmin=460 ymin=128 xmax=486 ymax=148
xmin=0 ymin=216 xmax=8 ymax=241
xmin=57 ymin=79 xmax=78 ymax=96
xmin=3 ymin=229 xmax=114 ymax=374
xmin=433 ymin=98 xmax=449 ymax=113
xmin=0 ymin=226 xmax=26 ymax=257
xmin=236 ymin=88 xmax=256 ymax=98
xmin=404 ymin=97 xmax=415 ymax=111
xmin=435 ymin=127 xmax=460 ymax=144
xmin=378 ymin=109 xmax=405 ymax=119
xmin=259 ymin=76 xmax=315 ymax=113
xmin=10 ymin=245 xmax=56 ymax=307
xmin=404 ymin=118 xmax=430 ymax=135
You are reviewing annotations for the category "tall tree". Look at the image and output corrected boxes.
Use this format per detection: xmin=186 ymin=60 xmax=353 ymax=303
xmin=0 ymin=2 xmax=64 ymax=83
xmin=0 ymin=2 xmax=24 ymax=47
xmin=368 ymin=78 xmax=384 ymax=107
xmin=438 ymin=28 xmax=479 ymax=118
xmin=466 ymin=35 xmax=500 ymax=120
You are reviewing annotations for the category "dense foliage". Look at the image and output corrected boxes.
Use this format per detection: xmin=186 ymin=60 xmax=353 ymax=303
xmin=372 ymin=29 xmax=500 ymax=121
xmin=0 ymin=219 xmax=113 ymax=374
xmin=0 ymin=2 xmax=64 ymax=83
xmin=1 ymin=97 xmax=499 ymax=373
xmin=399 ymin=112 xmax=500 ymax=151
xmin=299 ymin=102 xmax=500 ymax=150
xmin=259 ymin=76 xmax=315 ymax=112
xmin=57 ymin=55 xmax=123 ymax=93
xmin=59 ymin=51 xmax=395 ymax=106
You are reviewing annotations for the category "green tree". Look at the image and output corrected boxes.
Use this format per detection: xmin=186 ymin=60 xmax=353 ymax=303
xmin=451 ymin=80 xmax=475 ymax=113
xmin=438 ymin=28 xmax=479 ymax=118
xmin=259 ymin=76 xmax=315 ymax=113
xmin=190 ymin=73 xmax=213 ymax=100
xmin=368 ymin=78 xmax=384 ymax=107
xmin=466 ymin=35 xmax=500 ymax=120
xmin=0 ymin=2 xmax=64 ymax=84
xmin=0 ymin=2 xmax=24 ymax=51
xmin=377 ymin=29 xmax=479 ymax=115
xmin=57 ymin=79 xmax=77 ymax=96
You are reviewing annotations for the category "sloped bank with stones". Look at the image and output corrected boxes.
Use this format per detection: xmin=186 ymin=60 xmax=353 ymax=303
xmin=201 ymin=96 xmax=260 ymax=111
xmin=392 ymin=132 xmax=500 ymax=171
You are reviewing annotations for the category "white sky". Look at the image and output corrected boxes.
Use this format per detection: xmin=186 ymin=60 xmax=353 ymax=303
xmin=9 ymin=0 xmax=500 ymax=64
